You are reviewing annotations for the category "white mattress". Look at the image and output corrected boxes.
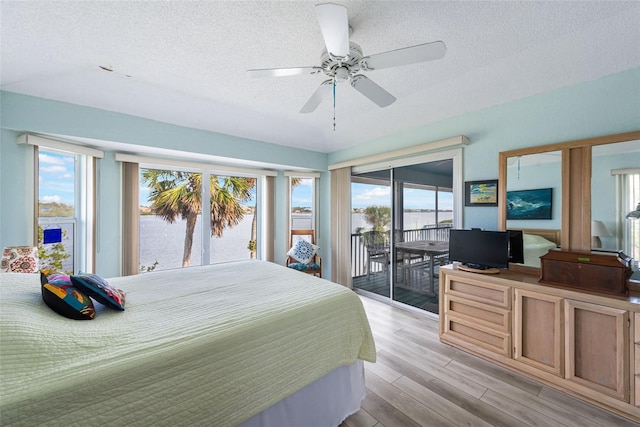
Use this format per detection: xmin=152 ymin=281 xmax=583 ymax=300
xmin=0 ymin=261 xmax=376 ymax=426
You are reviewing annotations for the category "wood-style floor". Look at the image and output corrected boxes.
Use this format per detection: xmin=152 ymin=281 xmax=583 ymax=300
xmin=340 ymin=295 xmax=637 ymax=427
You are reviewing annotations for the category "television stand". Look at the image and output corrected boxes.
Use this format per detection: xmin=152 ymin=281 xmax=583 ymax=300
xmin=457 ymin=263 xmax=500 ymax=274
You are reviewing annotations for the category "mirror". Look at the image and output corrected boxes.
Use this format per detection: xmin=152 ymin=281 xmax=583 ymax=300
xmin=591 ymin=140 xmax=640 ymax=266
xmin=499 ymin=131 xmax=640 ymax=274
xmin=504 ymin=151 xmax=562 ymax=268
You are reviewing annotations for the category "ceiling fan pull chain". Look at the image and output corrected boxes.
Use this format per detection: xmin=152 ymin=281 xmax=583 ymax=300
xmin=333 ymin=79 xmax=337 ymax=131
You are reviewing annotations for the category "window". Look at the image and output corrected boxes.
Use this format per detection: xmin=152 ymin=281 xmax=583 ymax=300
xmin=285 ymin=172 xmax=320 ymax=237
xmin=139 ymin=168 xmax=258 ymax=273
xmin=37 ymin=147 xmax=96 ymax=273
xmin=118 ymin=152 xmax=275 ymax=274
xmin=139 ymin=169 xmax=204 ymax=272
xmin=437 ymin=187 xmax=454 ymax=226
xmin=288 ymin=174 xmax=317 ymax=231
xmin=208 ymin=174 xmax=257 ymax=264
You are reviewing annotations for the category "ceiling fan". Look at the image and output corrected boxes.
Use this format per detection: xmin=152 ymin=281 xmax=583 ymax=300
xmin=246 ymin=3 xmax=447 ymax=114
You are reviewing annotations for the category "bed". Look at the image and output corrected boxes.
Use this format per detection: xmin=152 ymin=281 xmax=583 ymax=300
xmin=0 ymin=260 xmax=376 ymax=427
xmin=513 ymin=228 xmax=560 ymax=268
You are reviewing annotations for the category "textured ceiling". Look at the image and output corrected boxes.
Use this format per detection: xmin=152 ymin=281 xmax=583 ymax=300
xmin=2 ymin=1 xmax=639 ymax=154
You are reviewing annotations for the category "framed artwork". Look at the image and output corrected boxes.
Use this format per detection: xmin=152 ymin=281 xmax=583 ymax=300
xmin=506 ymin=188 xmax=553 ymax=220
xmin=464 ymin=180 xmax=498 ymax=206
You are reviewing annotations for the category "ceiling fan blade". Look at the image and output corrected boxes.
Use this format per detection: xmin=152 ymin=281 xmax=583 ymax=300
xmin=315 ymin=3 xmax=349 ymax=57
xmin=246 ymin=66 xmax=322 ymax=78
xmin=300 ymin=80 xmax=333 ymax=113
xmin=351 ymin=75 xmax=396 ymax=107
xmin=364 ymin=41 xmax=446 ymax=70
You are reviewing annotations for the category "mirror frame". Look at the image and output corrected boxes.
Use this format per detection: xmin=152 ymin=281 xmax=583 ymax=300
xmin=498 ymin=130 xmax=640 ymax=273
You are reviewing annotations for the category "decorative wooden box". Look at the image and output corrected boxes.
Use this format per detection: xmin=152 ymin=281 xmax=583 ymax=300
xmin=539 ymin=250 xmax=632 ymax=296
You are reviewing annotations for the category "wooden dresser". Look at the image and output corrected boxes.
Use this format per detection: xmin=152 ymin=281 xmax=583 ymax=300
xmin=439 ymin=264 xmax=640 ymax=422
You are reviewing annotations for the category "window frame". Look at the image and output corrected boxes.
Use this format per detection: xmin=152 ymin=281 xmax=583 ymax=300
xmin=286 ymin=172 xmax=319 ymax=232
xmin=32 ymin=140 xmax=100 ymax=274
xmin=117 ymin=153 xmax=276 ymax=274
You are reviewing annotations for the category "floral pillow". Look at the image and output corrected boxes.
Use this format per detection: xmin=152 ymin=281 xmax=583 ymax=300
xmin=70 ymin=274 xmax=126 ymax=311
xmin=40 ymin=272 xmax=95 ymax=320
xmin=287 ymin=238 xmax=319 ymax=265
xmin=2 ymin=246 xmax=38 ymax=273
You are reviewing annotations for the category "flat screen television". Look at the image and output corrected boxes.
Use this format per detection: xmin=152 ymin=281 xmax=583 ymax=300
xmin=507 ymin=229 xmax=524 ymax=264
xmin=449 ymin=229 xmax=510 ymax=270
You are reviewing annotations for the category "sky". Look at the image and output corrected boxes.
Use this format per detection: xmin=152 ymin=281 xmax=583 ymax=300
xmin=291 ymin=177 xmax=313 ymax=208
xmin=138 ymin=172 xmax=259 ymax=208
xmin=293 ymin=180 xmax=454 ymax=210
xmin=352 ymin=183 xmax=453 ymax=210
xmin=140 ymin=173 xmax=316 ymax=208
xmin=38 ymin=154 xmax=452 ymax=212
xmin=38 ymin=151 xmax=75 ymax=205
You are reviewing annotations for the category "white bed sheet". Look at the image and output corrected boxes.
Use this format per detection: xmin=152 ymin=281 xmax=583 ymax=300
xmin=240 ymin=360 xmax=365 ymax=427
xmin=0 ymin=261 xmax=375 ymax=426
xmin=523 ymin=233 xmax=558 ymax=267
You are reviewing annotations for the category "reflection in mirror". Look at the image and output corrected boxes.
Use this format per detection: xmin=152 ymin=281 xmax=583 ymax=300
xmin=591 ymin=140 xmax=640 ymax=268
xmin=505 ymin=151 xmax=562 ymax=268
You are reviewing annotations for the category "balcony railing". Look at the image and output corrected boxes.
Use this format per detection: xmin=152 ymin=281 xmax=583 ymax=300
xmin=351 ymin=225 xmax=451 ymax=277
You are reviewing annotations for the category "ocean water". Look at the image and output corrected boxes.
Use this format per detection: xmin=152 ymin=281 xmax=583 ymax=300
xmin=352 ymin=211 xmax=452 ymax=232
xmin=44 ymin=211 xmax=452 ymax=273
xmin=139 ymin=214 xmax=254 ymax=272
xmin=140 ymin=211 xmax=451 ymax=272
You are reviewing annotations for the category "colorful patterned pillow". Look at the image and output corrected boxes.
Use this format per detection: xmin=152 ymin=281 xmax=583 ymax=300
xmin=71 ymin=274 xmax=126 ymax=311
xmin=2 ymin=246 xmax=39 ymax=273
xmin=287 ymin=238 xmax=319 ymax=264
xmin=40 ymin=272 xmax=95 ymax=320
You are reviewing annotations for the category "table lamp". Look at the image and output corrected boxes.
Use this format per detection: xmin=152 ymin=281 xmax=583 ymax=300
xmin=591 ymin=220 xmax=611 ymax=248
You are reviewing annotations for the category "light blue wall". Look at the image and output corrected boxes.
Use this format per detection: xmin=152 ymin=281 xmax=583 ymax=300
xmin=330 ymin=67 xmax=640 ymax=230
xmin=2 ymin=68 xmax=639 ymax=277
xmin=1 ymin=128 xmax=36 ymax=245
xmin=0 ymin=91 xmax=328 ymax=169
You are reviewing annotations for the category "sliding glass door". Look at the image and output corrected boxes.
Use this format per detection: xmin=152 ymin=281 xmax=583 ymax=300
xmin=392 ymin=162 xmax=453 ymax=313
xmin=351 ymin=155 xmax=458 ymax=314
xmin=351 ymin=169 xmax=392 ymax=298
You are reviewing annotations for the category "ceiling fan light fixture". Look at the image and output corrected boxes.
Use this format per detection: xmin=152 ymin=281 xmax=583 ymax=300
xmin=246 ymin=3 xmax=445 ymax=117
xmin=334 ymin=67 xmax=349 ymax=81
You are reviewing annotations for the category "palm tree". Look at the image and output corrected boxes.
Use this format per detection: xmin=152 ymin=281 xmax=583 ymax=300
xmin=363 ymin=205 xmax=391 ymax=231
xmin=142 ymin=169 xmax=255 ymax=267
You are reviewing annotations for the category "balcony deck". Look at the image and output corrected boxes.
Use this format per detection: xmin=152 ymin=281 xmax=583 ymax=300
xmin=352 ymin=264 xmax=441 ymax=314
xmin=351 ymin=225 xmax=449 ymax=314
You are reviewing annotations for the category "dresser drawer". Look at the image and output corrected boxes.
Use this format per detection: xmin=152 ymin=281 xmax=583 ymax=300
xmin=444 ymin=275 xmax=511 ymax=309
xmin=635 ymin=341 xmax=640 ymax=406
xmin=443 ymin=315 xmax=511 ymax=358
xmin=444 ymin=294 xmax=510 ymax=333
